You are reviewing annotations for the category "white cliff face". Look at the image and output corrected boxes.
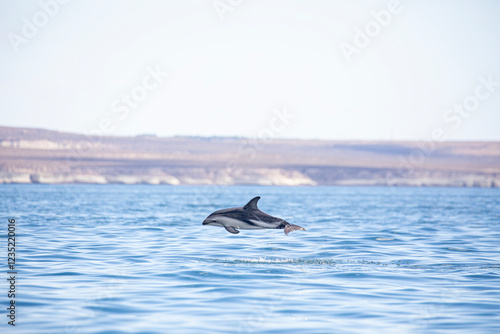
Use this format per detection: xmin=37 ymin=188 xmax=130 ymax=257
xmin=0 ymin=169 xmax=316 ymax=185
xmin=0 ymin=173 xmax=31 ymax=183
xmin=181 ymin=168 xmax=317 ymax=186
xmin=28 ymin=174 xmax=108 ymax=184
xmin=0 ymin=140 xmax=117 ymax=151
xmin=1 ymin=169 xmax=499 ymax=187
xmin=1 ymin=140 xmax=73 ymax=150
xmin=249 ymin=169 xmax=316 ymax=186
xmin=105 ymin=175 xmax=180 ymax=185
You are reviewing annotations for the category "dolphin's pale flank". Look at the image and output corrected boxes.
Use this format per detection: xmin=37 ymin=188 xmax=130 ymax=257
xmin=202 ymin=196 xmax=306 ymax=235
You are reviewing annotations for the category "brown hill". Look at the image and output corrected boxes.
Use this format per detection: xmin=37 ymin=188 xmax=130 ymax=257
xmin=1 ymin=126 xmax=499 ymax=187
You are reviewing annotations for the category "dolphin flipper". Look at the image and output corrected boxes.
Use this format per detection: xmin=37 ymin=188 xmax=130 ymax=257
xmin=284 ymin=224 xmax=306 ymax=235
xmin=224 ymin=226 xmax=240 ymax=234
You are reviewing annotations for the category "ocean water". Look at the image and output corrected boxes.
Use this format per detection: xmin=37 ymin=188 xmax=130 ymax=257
xmin=1 ymin=185 xmax=500 ymax=334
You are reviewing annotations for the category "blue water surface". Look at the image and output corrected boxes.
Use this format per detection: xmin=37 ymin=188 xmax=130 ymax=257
xmin=1 ymin=185 xmax=499 ymax=334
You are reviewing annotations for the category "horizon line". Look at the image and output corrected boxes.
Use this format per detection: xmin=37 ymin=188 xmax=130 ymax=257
xmin=1 ymin=124 xmax=500 ymax=144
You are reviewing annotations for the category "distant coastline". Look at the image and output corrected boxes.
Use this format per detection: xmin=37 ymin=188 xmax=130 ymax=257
xmin=1 ymin=126 xmax=499 ymax=187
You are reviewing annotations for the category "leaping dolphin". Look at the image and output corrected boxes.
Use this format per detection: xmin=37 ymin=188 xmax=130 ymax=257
xmin=202 ymin=196 xmax=306 ymax=235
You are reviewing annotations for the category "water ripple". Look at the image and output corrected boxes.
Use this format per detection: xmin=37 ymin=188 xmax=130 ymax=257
xmin=1 ymin=185 xmax=499 ymax=334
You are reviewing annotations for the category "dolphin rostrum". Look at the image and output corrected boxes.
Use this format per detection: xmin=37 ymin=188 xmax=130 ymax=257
xmin=202 ymin=196 xmax=305 ymax=235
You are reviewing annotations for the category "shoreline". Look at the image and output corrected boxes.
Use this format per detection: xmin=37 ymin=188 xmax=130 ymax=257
xmin=1 ymin=126 xmax=499 ymax=188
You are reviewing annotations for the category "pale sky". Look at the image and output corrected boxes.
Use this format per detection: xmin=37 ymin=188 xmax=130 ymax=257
xmin=1 ymin=0 xmax=499 ymax=141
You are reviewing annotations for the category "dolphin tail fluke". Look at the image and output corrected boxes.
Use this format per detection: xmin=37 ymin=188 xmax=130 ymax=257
xmin=284 ymin=224 xmax=306 ymax=235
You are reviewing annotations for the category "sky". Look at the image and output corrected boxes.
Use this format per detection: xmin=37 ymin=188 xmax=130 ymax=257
xmin=1 ymin=0 xmax=500 ymax=141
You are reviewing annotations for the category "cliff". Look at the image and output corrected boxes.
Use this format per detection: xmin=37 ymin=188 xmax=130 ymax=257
xmin=1 ymin=126 xmax=499 ymax=187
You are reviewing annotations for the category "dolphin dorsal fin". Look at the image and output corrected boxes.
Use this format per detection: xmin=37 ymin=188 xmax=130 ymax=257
xmin=243 ymin=196 xmax=261 ymax=211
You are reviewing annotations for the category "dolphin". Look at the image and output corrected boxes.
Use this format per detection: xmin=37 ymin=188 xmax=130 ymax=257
xmin=202 ymin=196 xmax=305 ymax=235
